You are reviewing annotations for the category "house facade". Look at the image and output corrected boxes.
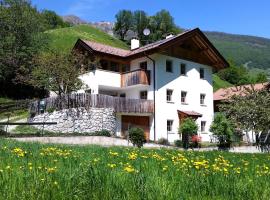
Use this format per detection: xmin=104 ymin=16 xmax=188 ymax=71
xmin=73 ymin=28 xmax=228 ymax=142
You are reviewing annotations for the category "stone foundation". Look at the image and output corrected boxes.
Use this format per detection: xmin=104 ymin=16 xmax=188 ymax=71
xmin=31 ymin=108 xmax=116 ymax=135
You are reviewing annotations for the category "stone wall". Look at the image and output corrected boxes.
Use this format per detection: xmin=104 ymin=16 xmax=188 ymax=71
xmin=31 ymin=108 xmax=116 ymax=135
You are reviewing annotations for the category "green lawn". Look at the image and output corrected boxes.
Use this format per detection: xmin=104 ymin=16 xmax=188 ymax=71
xmin=46 ymin=24 xmax=129 ymax=52
xmin=0 ymin=139 xmax=269 ymax=200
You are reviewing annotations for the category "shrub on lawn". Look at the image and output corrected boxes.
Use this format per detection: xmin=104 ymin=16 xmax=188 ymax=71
xmin=210 ymin=113 xmax=234 ymax=150
xmin=179 ymin=118 xmax=198 ymax=149
xmin=157 ymin=138 xmax=169 ymax=145
xmin=128 ymin=127 xmax=146 ymax=148
xmin=174 ymin=140 xmax=183 ymax=147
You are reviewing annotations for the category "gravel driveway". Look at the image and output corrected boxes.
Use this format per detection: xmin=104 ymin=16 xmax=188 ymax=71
xmin=12 ymin=136 xmax=263 ymax=153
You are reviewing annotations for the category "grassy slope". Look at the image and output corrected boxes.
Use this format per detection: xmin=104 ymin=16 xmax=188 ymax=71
xmin=206 ymin=31 xmax=270 ymax=71
xmin=213 ymin=74 xmax=233 ymax=91
xmin=46 ymin=24 xmax=129 ymax=51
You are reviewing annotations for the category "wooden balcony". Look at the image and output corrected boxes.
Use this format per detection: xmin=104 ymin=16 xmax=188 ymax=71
xmin=30 ymin=93 xmax=154 ymax=114
xmin=121 ymin=69 xmax=150 ymax=87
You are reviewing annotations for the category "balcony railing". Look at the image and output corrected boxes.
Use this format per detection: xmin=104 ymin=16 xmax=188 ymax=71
xmin=30 ymin=93 xmax=154 ymax=115
xmin=121 ymin=69 xmax=150 ymax=87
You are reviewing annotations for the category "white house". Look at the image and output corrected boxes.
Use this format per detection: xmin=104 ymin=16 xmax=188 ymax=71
xmin=73 ymin=28 xmax=229 ymax=142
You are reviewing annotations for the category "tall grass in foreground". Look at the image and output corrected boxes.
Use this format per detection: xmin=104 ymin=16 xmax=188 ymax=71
xmin=0 ymin=139 xmax=270 ymax=200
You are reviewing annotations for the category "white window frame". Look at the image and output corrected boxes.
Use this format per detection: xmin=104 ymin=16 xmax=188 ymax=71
xmin=181 ymin=91 xmax=187 ymax=104
xmin=166 ymin=89 xmax=173 ymax=102
xmin=200 ymin=93 xmax=206 ymax=105
xmin=201 ymin=121 xmax=206 ymax=132
xmin=167 ymin=120 xmax=174 ymax=133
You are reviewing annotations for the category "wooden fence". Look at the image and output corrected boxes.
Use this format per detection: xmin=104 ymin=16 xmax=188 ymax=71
xmin=30 ymin=93 xmax=154 ymax=114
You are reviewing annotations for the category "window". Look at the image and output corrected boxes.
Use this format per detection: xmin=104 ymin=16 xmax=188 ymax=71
xmin=85 ymin=89 xmax=92 ymax=94
xmin=110 ymin=62 xmax=119 ymax=72
xmin=200 ymin=94 xmax=206 ymax=105
xmin=180 ymin=63 xmax=186 ymax=75
xmin=122 ymin=65 xmax=130 ymax=73
xmin=201 ymin=121 xmax=206 ymax=132
xmin=140 ymin=91 xmax=148 ymax=100
xmin=166 ymin=89 xmax=173 ymax=102
xmin=120 ymin=93 xmax=126 ymax=98
xmin=140 ymin=61 xmax=147 ymax=70
xmin=167 ymin=120 xmax=173 ymax=132
xmin=166 ymin=60 xmax=173 ymax=73
xmin=181 ymin=91 xmax=187 ymax=103
xmin=200 ymin=68 xmax=205 ymax=79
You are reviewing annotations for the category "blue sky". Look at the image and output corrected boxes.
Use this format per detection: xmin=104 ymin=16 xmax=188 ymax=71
xmin=32 ymin=0 xmax=270 ymax=38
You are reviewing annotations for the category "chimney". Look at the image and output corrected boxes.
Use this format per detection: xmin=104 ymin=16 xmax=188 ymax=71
xmin=131 ymin=38 xmax=140 ymax=50
xmin=166 ymin=34 xmax=174 ymax=39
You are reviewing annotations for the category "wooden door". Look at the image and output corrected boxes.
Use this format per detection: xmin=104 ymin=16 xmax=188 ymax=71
xmin=121 ymin=115 xmax=150 ymax=141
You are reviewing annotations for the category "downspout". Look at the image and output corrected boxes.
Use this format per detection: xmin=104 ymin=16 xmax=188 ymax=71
xmin=144 ymin=53 xmax=156 ymax=142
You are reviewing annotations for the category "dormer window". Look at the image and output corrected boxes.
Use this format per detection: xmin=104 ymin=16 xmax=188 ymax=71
xmin=166 ymin=60 xmax=173 ymax=73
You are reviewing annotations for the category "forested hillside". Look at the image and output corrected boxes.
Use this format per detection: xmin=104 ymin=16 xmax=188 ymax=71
xmin=205 ymin=31 xmax=270 ymax=71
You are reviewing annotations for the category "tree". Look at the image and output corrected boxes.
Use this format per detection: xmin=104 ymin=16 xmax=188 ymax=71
xmin=40 ymin=10 xmax=70 ymax=30
xmin=113 ymin=10 xmax=133 ymax=41
xmin=149 ymin=10 xmax=181 ymax=42
xmin=132 ymin=10 xmax=149 ymax=45
xmin=219 ymin=85 xmax=270 ymax=143
xmin=113 ymin=9 xmax=182 ymax=43
xmin=0 ymin=0 xmax=47 ymax=98
xmin=255 ymin=72 xmax=268 ymax=83
xmin=30 ymin=50 xmax=89 ymax=96
xmin=179 ymin=118 xmax=198 ymax=149
xmin=210 ymin=113 xmax=234 ymax=149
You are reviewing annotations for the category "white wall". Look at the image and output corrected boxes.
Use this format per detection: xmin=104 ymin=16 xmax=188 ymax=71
xmin=78 ymin=70 xmax=121 ymax=94
xmin=153 ymin=54 xmax=214 ymax=142
xmin=77 ymin=54 xmax=215 ymax=143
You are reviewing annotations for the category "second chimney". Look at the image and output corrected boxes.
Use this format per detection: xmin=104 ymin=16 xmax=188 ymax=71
xmin=131 ymin=38 xmax=140 ymax=50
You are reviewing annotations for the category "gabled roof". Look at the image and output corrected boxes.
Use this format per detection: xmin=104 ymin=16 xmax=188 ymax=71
xmin=74 ymin=28 xmax=229 ymax=69
xmin=214 ymin=82 xmax=270 ymax=101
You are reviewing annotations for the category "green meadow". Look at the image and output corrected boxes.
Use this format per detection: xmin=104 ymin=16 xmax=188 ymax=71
xmin=0 ymin=139 xmax=269 ymax=200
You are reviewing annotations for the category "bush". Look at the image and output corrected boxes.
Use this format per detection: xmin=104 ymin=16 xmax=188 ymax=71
xmin=157 ymin=138 xmax=169 ymax=145
xmin=47 ymin=108 xmax=55 ymax=113
xmin=174 ymin=140 xmax=183 ymax=147
xmin=95 ymin=130 xmax=111 ymax=137
xmin=210 ymin=113 xmax=234 ymax=150
xmin=128 ymin=127 xmax=146 ymax=148
xmin=179 ymin=118 xmax=198 ymax=149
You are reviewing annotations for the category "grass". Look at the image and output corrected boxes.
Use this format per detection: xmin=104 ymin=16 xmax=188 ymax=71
xmin=0 ymin=139 xmax=270 ymax=200
xmin=213 ymin=74 xmax=233 ymax=91
xmin=46 ymin=24 xmax=129 ymax=52
xmin=0 ymin=109 xmax=28 ymax=121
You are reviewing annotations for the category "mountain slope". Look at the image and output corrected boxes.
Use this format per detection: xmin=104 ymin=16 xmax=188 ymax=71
xmin=45 ymin=24 xmax=129 ymax=51
xmin=205 ymin=31 xmax=270 ymax=70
